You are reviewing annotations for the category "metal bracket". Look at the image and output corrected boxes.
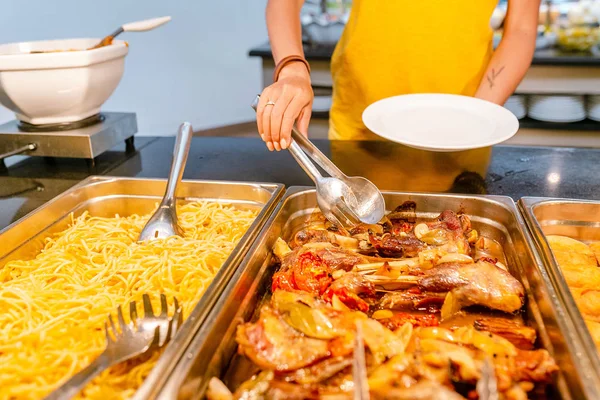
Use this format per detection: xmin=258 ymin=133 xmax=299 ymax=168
xmin=0 ymin=143 xmax=37 ymax=172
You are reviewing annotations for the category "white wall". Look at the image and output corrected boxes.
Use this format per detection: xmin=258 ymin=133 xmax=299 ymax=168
xmin=0 ymin=0 xmax=268 ymax=135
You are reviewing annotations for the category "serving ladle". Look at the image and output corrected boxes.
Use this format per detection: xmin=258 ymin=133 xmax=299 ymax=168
xmin=90 ymin=16 xmax=172 ymax=50
xmin=138 ymin=122 xmax=193 ymax=242
xmin=251 ymin=95 xmax=385 ymax=228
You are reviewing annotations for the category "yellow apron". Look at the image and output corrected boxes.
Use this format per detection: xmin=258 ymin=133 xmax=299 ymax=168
xmin=330 ymin=0 xmax=498 ymax=140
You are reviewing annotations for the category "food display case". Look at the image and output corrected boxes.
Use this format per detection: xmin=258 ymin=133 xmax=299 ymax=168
xmin=520 ymin=197 xmax=600 ymax=395
xmin=145 ymin=188 xmax=599 ymax=400
xmin=0 ymin=176 xmax=284 ymax=398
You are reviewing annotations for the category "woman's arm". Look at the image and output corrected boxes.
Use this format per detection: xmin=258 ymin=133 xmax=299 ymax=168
xmin=474 ymin=0 xmax=540 ymax=105
xmin=267 ymin=0 xmax=305 ymax=64
xmin=257 ymin=0 xmax=313 ymax=151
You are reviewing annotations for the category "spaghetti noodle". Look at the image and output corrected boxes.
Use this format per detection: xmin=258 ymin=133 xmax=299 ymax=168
xmin=0 ymin=201 xmax=258 ymax=399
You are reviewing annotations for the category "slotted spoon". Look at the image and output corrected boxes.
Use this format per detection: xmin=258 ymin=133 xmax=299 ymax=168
xmin=45 ymin=294 xmax=183 ymax=400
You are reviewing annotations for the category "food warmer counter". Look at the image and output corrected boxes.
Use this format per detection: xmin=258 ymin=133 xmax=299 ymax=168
xmin=0 ymin=176 xmax=285 ymax=398
xmin=144 ymin=188 xmax=600 ymax=400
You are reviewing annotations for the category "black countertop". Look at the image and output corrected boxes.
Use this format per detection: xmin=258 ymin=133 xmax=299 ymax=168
xmin=249 ymin=42 xmax=600 ymax=66
xmin=2 ymin=136 xmax=598 ymax=230
xmin=0 ymin=136 xmax=157 ymax=229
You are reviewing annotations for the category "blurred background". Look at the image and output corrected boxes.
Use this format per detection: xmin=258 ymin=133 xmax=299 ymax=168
xmin=0 ymin=0 xmax=269 ymax=135
xmin=0 ymin=0 xmax=599 ymax=144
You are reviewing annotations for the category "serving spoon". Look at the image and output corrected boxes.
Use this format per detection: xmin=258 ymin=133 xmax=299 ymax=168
xmin=44 ymin=294 xmax=183 ymax=400
xmin=138 ymin=122 xmax=193 ymax=242
xmin=251 ymin=95 xmax=385 ymax=228
xmin=90 ymin=16 xmax=171 ymax=50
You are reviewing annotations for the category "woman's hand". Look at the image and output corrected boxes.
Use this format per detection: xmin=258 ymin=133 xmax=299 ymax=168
xmin=256 ymin=62 xmax=313 ymax=151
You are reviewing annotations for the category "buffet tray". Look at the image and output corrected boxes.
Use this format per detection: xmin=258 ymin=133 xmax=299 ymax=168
xmin=0 ymin=175 xmax=285 ymax=398
xmin=150 ymin=188 xmax=593 ymax=400
xmin=520 ymin=197 xmax=600 ymax=397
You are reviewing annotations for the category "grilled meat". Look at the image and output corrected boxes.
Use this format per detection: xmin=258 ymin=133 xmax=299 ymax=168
xmin=377 ymin=312 xmax=440 ymax=330
xmin=473 ymin=318 xmax=537 ymax=350
xmin=290 ymin=228 xmax=358 ymax=249
xmin=218 ymin=206 xmax=558 ymax=400
xmin=281 ymin=245 xmax=367 ymax=272
xmin=386 ymin=201 xmax=418 ymax=235
xmin=323 ymin=271 xmax=375 ymax=312
xmin=313 ymin=247 xmax=367 ymax=271
xmin=378 ymin=290 xmax=447 ymax=312
xmin=513 ymin=348 xmax=558 ymax=383
xmin=418 ymin=260 xmax=525 ymax=315
xmin=369 ymin=233 xmax=425 ymax=258
xmin=434 ymin=210 xmax=463 ymax=232
xmin=272 ymin=252 xmax=333 ymax=296
xmin=278 ymin=356 xmax=352 ymax=385
xmin=236 ymin=306 xmax=330 ymax=371
xmin=425 ymin=210 xmax=472 ymax=256
xmin=273 ymin=249 xmax=374 ymax=311
xmin=370 ymin=260 xmax=525 ymax=315
xmin=375 ymin=381 xmax=466 ymax=400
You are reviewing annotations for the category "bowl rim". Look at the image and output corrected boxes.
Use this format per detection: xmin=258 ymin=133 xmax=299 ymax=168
xmin=0 ymin=38 xmax=128 ymax=71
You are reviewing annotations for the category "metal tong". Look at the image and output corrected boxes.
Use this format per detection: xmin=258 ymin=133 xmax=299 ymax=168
xmin=251 ymin=95 xmax=385 ymax=229
xmin=477 ymin=357 xmax=499 ymax=400
xmin=353 ymin=322 xmax=370 ymax=400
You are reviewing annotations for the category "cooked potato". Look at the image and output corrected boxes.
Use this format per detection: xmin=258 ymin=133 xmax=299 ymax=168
xmin=554 ymin=251 xmax=598 ymax=268
xmin=547 ymin=237 xmax=600 ymax=347
xmin=586 ymin=320 xmax=600 ymax=347
xmin=547 ymin=235 xmax=593 ymax=255
xmin=561 ymin=266 xmax=600 ymax=289
xmin=575 ymin=290 xmax=600 ymax=320
xmin=590 ymin=242 xmax=600 ymax=266
xmin=547 ymin=235 xmax=597 ymax=267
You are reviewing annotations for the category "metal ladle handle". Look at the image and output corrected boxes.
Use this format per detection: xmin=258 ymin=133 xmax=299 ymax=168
xmin=288 ymin=141 xmax=322 ymax=184
xmin=250 ymin=95 xmax=345 ymax=180
xmin=290 ymin=128 xmax=347 ymax=180
xmin=250 ymin=96 xmax=322 ymax=184
xmin=161 ymin=122 xmax=193 ymax=208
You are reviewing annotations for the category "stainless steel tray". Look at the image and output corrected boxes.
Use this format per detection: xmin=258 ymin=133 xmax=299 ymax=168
xmin=151 ymin=188 xmax=593 ymax=400
xmin=520 ymin=197 xmax=600 ymax=397
xmin=0 ymin=175 xmax=284 ymax=398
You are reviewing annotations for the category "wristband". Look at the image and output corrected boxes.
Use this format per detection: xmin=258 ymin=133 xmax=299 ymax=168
xmin=273 ymin=55 xmax=311 ymax=82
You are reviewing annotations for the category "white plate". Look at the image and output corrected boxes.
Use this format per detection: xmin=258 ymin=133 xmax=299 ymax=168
xmin=362 ymin=94 xmax=519 ymax=152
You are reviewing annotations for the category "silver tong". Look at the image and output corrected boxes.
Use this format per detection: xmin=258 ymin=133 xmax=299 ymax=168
xmin=251 ymin=95 xmax=385 ymax=229
xmin=476 ymin=357 xmax=499 ymax=400
xmin=353 ymin=322 xmax=370 ymax=400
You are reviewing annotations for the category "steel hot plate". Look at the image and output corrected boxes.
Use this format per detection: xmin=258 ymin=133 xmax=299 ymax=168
xmin=0 ymin=112 xmax=137 ymax=159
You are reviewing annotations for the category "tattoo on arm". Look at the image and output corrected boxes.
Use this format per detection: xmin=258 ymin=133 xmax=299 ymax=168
xmin=486 ymin=66 xmax=505 ymax=89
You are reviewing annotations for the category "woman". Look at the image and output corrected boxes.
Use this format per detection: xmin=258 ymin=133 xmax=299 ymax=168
xmin=256 ymin=0 xmax=539 ymax=151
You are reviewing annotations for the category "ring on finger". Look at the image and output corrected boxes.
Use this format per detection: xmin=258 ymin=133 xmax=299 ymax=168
xmin=265 ymin=100 xmax=276 ymax=107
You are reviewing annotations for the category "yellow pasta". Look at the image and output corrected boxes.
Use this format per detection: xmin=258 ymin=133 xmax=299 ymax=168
xmin=0 ymin=201 xmax=257 ymax=399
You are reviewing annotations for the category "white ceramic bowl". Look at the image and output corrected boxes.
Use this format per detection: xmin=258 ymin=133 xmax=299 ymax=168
xmin=0 ymin=38 xmax=128 ymax=125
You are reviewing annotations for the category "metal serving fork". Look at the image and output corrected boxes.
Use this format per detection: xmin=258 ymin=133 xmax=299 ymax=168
xmin=45 ymin=294 xmax=183 ymax=400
